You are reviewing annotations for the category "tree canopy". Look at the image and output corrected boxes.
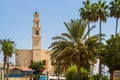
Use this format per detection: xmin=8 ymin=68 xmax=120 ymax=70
xmin=29 ymin=61 xmax=45 ymax=78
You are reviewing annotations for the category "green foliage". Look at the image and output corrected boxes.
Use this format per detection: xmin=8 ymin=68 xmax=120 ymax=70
xmin=49 ymin=19 xmax=100 ymax=80
xmin=0 ymin=39 xmax=16 ymax=57
xmin=66 ymin=65 xmax=78 ymax=80
xmin=29 ymin=61 xmax=45 ymax=78
xmin=80 ymin=67 xmax=90 ymax=80
xmin=0 ymin=39 xmax=16 ymax=80
xmin=109 ymin=0 xmax=120 ymax=19
xmin=0 ymin=75 xmax=1 ymax=80
xmin=80 ymin=67 xmax=88 ymax=76
xmin=104 ymin=34 xmax=120 ymax=74
xmin=89 ymin=74 xmax=109 ymax=80
xmin=109 ymin=0 xmax=120 ymax=34
xmin=66 ymin=65 xmax=90 ymax=80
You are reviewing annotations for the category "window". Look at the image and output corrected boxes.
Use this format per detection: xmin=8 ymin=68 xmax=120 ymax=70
xmin=31 ymin=60 xmax=33 ymax=64
xmin=115 ymin=72 xmax=120 ymax=78
xmin=36 ymin=30 xmax=39 ymax=35
xmin=43 ymin=60 xmax=46 ymax=65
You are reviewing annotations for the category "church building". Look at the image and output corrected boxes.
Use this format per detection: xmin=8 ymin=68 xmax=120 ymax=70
xmin=16 ymin=11 xmax=54 ymax=75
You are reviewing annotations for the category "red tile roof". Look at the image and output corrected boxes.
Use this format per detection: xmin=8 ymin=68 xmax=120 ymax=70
xmin=10 ymin=66 xmax=34 ymax=71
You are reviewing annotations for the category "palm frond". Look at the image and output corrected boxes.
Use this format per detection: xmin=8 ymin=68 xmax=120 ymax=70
xmin=83 ymin=25 xmax=96 ymax=40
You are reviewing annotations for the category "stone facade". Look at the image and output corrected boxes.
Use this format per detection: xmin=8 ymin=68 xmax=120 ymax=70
xmin=16 ymin=11 xmax=54 ymax=75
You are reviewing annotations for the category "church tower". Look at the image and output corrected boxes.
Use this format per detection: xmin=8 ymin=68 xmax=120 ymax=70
xmin=16 ymin=11 xmax=54 ymax=75
xmin=32 ymin=11 xmax=41 ymax=50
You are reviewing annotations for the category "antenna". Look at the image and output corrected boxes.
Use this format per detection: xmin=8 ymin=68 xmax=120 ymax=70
xmin=36 ymin=8 xmax=37 ymax=13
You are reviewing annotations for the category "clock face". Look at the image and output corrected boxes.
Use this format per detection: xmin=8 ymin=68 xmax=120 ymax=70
xmin=33 ymin=38 xmax=39 ymax=46
xmin=35 ymin=38 xmax=39 ymax=45
xmin=34 ymin=40 xmax=37 ymax=46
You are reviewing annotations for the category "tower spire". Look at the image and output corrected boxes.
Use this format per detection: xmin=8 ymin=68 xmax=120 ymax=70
xmin=32 ymin=11 xmax=41 ymax=50
xmin=36 ymin=8 xmax=37 ymax=12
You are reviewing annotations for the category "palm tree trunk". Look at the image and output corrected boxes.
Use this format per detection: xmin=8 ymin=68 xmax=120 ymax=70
xmin=6 ymin=57 xmax=9 ymax=80
xmin=110 ymin=73 xmax=113 ymax=80
xmin=77 ymin=65 xmax=81 ymax=80
xmin=99 ymin=60 xmax=102 ymax=80
xmin=99 ymin=20 xmax=102 ymax=80
xmin=115 ymin=18 xmax=118 ymax=35
xmin=3 ymin=56 xmax=7 ymax=80
xmin=88 ymin=22 xmax=90 ymax=38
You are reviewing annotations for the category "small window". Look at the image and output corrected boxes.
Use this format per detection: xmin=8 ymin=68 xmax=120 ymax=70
xmin=36 ymin=30 xmax=39 ymax=35
xmin=43 ymin=60 xmax=46 ymax=65
xmin=31 ymin=60 xmax=33 ymax=64
xmin=115 ymin=72 xmax=120 ymax=78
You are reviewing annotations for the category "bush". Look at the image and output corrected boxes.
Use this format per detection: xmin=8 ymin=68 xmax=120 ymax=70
xmin=89 ymin=74 xmax=109 ymax=80
xmin=66 ymin=65 xmax=89 ymax=80
xmin=66 ymin=65 xmax=79 ymax=80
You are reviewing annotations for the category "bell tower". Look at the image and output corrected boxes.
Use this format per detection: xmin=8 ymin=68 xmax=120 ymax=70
xmin=32 ymin=11 xmax=41 ymax=50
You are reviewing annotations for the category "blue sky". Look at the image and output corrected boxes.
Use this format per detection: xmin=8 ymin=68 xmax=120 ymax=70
xmin=0 ymin=0 xmax=118 ymax=63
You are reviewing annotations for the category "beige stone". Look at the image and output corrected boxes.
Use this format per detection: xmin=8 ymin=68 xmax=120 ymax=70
xmin=16 ymin=11 xmax=54 ymax=75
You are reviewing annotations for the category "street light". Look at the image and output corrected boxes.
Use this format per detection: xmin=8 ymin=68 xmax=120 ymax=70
xmin=47 ymin=70 xmax=49 ymax=80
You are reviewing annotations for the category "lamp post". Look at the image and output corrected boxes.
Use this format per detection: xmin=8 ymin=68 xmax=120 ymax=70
xmin=47 ymin=70 xmax=49 ymax=80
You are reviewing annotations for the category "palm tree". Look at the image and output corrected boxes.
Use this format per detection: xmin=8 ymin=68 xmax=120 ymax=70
xmin=49 ymin=19 xmax=100 ymax=80
xmin=80 ymin=0 xmax=93 ymax=38
xmin=109 ymin=0 xmax=120 ymax=35
xmin=0 ymin=39 xmax=16 ymax=80
xmin=93 ymin=0 xmax=108 ymax=80
xmin=80 ymin=1 xmax=100 ymax=75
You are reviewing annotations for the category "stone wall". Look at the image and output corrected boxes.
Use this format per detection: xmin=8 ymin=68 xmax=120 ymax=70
xmin=16 ymin=49 xmax=33 ymax=67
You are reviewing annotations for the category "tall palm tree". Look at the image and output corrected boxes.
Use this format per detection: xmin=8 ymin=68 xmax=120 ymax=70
xmin=109 ymin=0 xmax=120 ymax=35
xmin=0 ymin=39 xmax=16 ymax=80
xmin=80 ymin=0 xmax=100 ymax=75
xmin=93 ymin=0 xmax=108 ymax=80
xmin=49 ymin=19 xmax=100 ymax=80
xmin=80 ymin=0 xmax=93 ymax=38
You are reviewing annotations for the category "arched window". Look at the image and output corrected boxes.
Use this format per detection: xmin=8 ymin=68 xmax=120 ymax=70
xmin=36 ymin=30 xmax=39 ymax=35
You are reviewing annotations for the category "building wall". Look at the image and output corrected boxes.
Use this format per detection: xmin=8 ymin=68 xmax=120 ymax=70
xmin=40 ymin=50 xmax=55 ymax=75
xmin=32 ymin=49 xmax=54 ymax=75
xmin=32 ymin=49 xmax=41 ymax=62
xmin=16 ymin=49 xmax=33 ymax=67
xmin=40 ymin=50 xmax=51 ymax=70
xmin=16 ymin=49 xmax=54 ymax=75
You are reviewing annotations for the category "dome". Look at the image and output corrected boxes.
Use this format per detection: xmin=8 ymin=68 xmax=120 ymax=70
xmin=34 ymin=10 xmax=39 ymax=17
xmin=34 ymin=11 xmax=39 ymax=14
